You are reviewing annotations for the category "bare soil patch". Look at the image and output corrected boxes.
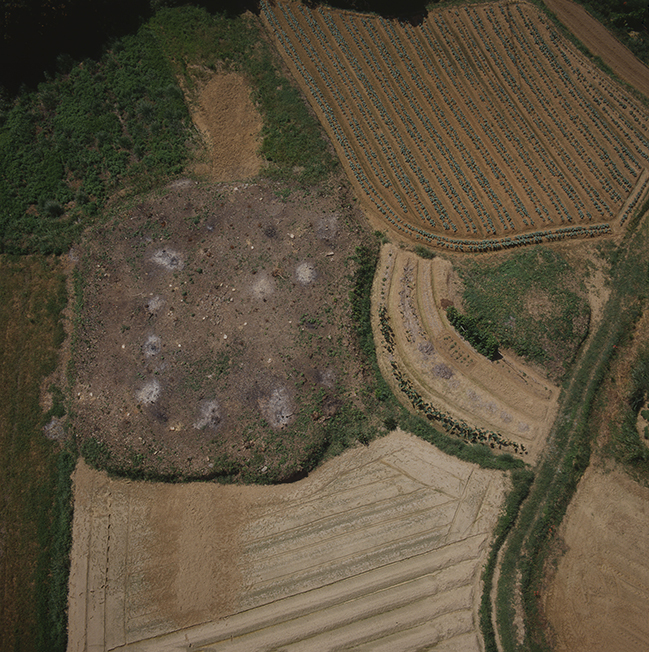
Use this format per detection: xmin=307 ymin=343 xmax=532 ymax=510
xmin=543 ymin=464 xmax=649 ymax=651
xmin=187 ymin=71 xmax=264 ymax=182
xmin=72 ymin=178 xmax=377 ymax=480
xmin=67 ymin=429 xmax=508 ymax=651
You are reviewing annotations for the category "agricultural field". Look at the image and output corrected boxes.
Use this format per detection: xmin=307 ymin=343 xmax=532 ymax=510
xmin=372 ymin=244 xmax=559 ymax=462
xmin=261 ymin=0 xmax=649 ymax=251
xmin=67 ymin=430 xmax=509 ymax=651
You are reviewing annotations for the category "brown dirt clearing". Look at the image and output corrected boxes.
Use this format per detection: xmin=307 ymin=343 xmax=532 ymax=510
xmin=72 ymin=177 xmax=377 ymax=481
xmin=543 ymin=465 xmax=649 ymax=651
xmin=186 ymin=71 xmax=264 ymax=182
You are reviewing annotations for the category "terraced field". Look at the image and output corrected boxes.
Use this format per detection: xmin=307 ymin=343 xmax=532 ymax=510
xmin=67 ymin=431 xmax=508 ymax=651
xmin=261 ymin=0 xmax=649 ymax=251
xmin=373 ymin=244 xmax=559 ymax=461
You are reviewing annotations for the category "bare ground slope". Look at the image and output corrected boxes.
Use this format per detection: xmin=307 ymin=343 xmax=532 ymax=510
xmin=67 ymin=429 xmax=508 ymax=651
xmin=542 ymin=0 xmax=649 ymax=99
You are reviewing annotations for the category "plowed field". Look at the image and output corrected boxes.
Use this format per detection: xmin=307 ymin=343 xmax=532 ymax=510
xmin=67 ymin=430 xmax=508 ymax=651
xmin=261 ymin=0 xmax=649 ymax=251
xmin=372 ymin=244 xmax=559 ymax=461
xmin=544 ymin=465 xmax=649 ymax=651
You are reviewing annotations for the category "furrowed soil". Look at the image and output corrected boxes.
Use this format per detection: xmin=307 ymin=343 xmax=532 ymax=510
xmin=261 ymin=0 xmax=649 ymax=250
xmin=543 ymin=464 xmax=649 ymax=652
xmin=372 ymin=244 xmax=559 ymax=462
xmin=67 ymin=429 xmax=508 ymax=651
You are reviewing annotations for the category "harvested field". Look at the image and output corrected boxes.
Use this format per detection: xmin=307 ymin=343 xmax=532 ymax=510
xmin=544 ymin=465 xmax=649 ymax=651
xmin=372 ymin=244 xmax=559 ymax=462
xmin=261 ymin=0 xmax=649 ymax=251
xmin=67 ymin=429 xmax=508 ymax=651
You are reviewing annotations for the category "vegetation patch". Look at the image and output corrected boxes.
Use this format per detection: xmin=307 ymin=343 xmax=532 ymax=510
xmin=458 ymin=247 xmax=590 ymax=379
xmin=0 ymin=256 xmax=73 ymax=652
xmin=446 ymin=306 xmax=499 ymax=360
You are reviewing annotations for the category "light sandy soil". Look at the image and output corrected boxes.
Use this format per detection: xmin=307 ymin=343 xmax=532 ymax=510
xmin=188 ymin=71 xmax=264 ymax=181
xmin=67 ymin=429 xmax=508 ymax=651
xmin=542 ymin=0 xmax=649 ymax=99
xmin=373 ymin=244 xmax=559 ymax=462
xmin=543 ymin=465 xmax=649 ymax=651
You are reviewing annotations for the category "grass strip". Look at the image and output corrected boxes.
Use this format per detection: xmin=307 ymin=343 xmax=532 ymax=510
xmin=493 ymin=205 xmax=649 ymax=650
xmin=0 ymin=256 xmax=74 ymax=652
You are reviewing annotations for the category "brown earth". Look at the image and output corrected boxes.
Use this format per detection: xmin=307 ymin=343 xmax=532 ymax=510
xmin=542 ymin=0 xmax=649 ymax=99
xmin=67 ymin=429 xmax=509 ymax=651
xmin=543 ymin=465 xmax=649 ymax=652
xmin=72 ymin=174 xmax=380 ymax=481
xmin=187 ymin=71 xmax=265 ymax=182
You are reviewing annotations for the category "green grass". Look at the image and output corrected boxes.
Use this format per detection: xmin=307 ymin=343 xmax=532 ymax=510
xmin=0 ymin=26 xmax=191 ymax=255
xmin=491 ymin=205 xmax=649 ymax=650
xmin=0 ymin=256 xmax=74 ymax=652
xmin=458 ymin=247 xmax=590 ymax=378
xmin=607 ymin=343 xmax=649 ymax=476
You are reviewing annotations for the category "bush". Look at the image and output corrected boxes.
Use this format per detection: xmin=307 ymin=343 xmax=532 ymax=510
xmin=446 ymin=306 xmax=499 ymax=360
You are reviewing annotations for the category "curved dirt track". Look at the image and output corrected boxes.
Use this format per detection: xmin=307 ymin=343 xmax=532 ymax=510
xmin=544 ymin=465 xmax=649 ymax=651
xmin=542 ymin=0 xmax=649 ymax=99
xmin=67 ymin=430 xmax=508 ymax=651
xmin=373 ymin=244 xmax=559 ymax=462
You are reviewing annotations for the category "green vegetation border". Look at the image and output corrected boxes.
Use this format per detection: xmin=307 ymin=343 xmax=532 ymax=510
xmin=492 ymin=200 xmax=649 ymax=650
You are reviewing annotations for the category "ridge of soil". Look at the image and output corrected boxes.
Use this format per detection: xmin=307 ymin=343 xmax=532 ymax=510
xmin=372 ymin=244 xmax=559 ymax=462
xmin=66 ymin=430 xmax=508 ymax=651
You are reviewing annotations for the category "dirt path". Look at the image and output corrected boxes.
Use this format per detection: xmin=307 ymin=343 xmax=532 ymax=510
xmin=542 ymin=0 xmax=649 ymax=99
xmin=67 ymin=430 xmax=508 ymax=651
xmin=543 ymin=464 xmax=649 ymax=651
xmin=188 ymin=71 xmax=264 ymax=181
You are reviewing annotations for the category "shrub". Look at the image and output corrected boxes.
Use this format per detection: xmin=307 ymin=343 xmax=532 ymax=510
xmin=446 ymin=306 xmax=499 ymax=360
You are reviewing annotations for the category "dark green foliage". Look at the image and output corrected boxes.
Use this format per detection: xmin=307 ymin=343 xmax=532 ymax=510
xmin=349 ymin=243 xmax=381 ymax=360
xmin=608 ymin=344 xmax=649 ymax=469
xmin=0 ymin=24 xmax=190 ymax=254
xmin=81 ymin=436 xmax=112 ymax=469
xmin=573 ymin=0 xmax=649 ymax=66
xmin=446 ymin=306 xmax=499 ymax=360
xmin=414 ymin=244 xmax=435 ymax=259
xmin=459 ymin=247 xmax=590 ymax=377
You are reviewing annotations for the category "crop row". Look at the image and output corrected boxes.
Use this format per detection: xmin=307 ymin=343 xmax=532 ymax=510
xmin=379 ymin=305 xmax=525 ymax=454
xmin=261 ymin=1 xmax=648 ymax=248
